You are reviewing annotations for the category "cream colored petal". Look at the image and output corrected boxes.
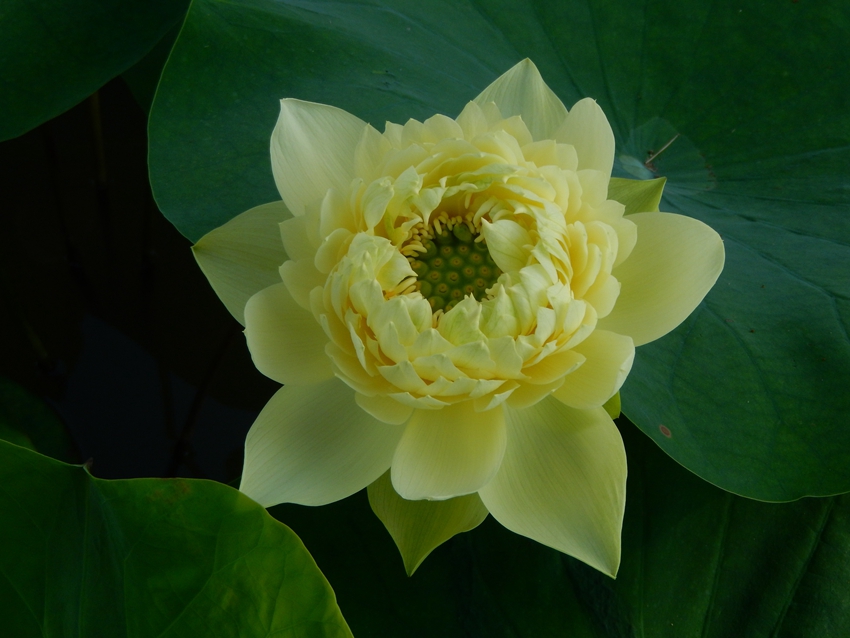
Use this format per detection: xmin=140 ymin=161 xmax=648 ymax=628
xmin=456 ymin=101 xmax=489 ymax=140
xmin=479 ymin=399 xmax=626 ymax=577
xmin=240 ymin=378 xmax=404 ymax=507
xmin=354 ymin=124 xmax=393 ymax=182
xmin=355 ymin=393 xmax=414 ymax=425
xmin=279 ymin=215 xmax=314 ymax=262
xmin=271 ymin=99 xmax=366 ymax=216
xmin=392 ymin=402 xmax=506 ymax=500
xmin=368 ymin=470 xmax=488 ymax=575
xmin=582 ymin=275 xmax=620 ymax=318
xmin=192 ymin=201 xmax=291 ymax=325
xmin=481 ymin=219 xmax=532 ymax=273
xmin=473 ymin=59 xmax=568 ymax=141
xmin=279 ymin=259 xmax=326 ymax=310
xmin=523 ymin=349 xmax=585 ymax=385
xmin=552 ymin=330 xmax=634 ymax=409
xmin=505 ymin=378 xmax=564 ymax=409
xmin=244 ymin=282 xmax=333 ymax=385
xmin=599 ymin=212 xmax=725 ymax=346
xmin=554 ymin=98 xmax=615 ymax=178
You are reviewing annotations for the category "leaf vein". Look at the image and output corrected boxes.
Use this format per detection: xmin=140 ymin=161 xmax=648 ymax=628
xmin=769 ymin=498 xmax=836 ymax=637
xmin=698 ymin=493 xmax=734 ymax=637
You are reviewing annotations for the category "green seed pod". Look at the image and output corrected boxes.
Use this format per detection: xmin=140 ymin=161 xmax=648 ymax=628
xmin=421 ymin=240 xmax=438 ymax=259
xmin=410 ymin=260 xmax=428 ymax=277
xmin=434 ymin=227 xmax=454 ymax=245
xmin=428 ymin=296 xmax=446 ymax=311
xmin=410 ymin=223 xmax=502 ymax=306
xmin=452 ymin=224 xmax=473 ymax=243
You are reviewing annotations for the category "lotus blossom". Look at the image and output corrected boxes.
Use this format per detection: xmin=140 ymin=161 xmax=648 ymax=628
xmin=194 ymin=59 xmax=724 ymax=577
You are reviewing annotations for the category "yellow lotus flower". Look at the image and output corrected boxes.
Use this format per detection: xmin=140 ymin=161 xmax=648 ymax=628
xmin=194 ymin=60 xmax=724 ymax=577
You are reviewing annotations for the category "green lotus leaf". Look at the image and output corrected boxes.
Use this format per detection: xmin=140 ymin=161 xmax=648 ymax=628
xmin=0 ymin=440 xmax=352 ymax=637
xmin=0 ymin=0 xmax=188 ymax=141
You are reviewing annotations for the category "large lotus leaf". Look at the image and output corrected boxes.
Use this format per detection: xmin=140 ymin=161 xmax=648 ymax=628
xmin=0 ymin=0 xmax=188 ymax=141
xmin=148 ymin=0 xmax=850 ymax=500
xmin=614 ymin=420 xmax=850 ymax=637
xmin=270 ymin=418 xmax=850 ymax=637
xmin=0 ymin=440 xmax=352 ymax=637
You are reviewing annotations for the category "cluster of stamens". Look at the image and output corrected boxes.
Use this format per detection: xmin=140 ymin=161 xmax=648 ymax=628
xmin=398 ymin=211 xmax=503 ymax=320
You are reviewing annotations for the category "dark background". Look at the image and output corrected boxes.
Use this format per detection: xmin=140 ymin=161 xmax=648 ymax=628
xmin=0 ymin=78 xmax=277 ymax=482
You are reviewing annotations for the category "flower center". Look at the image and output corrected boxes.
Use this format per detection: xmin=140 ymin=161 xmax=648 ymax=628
xmin=402 ymin=212 xmax=503 ymax=313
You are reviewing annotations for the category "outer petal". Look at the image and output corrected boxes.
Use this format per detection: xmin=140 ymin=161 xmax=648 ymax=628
xmin=355 ymin=393 xmax=414 ymax=425
xmin=391 ymin=402 xmax=506 ymax=501
xmin=553 ymin=98 xmax=615 ymax=178
xmin=598 ymin=212 xmax=725 ymax=346
xmin=473 ymin=59 xmax=568 ymax=141
xmin=240 ymin=378 xmax=405 ymax=507
xmin=607 ymin=176 xmax=666 ymax=215
xmin=271 ymin=99 xmax=367 ymax=216
xmin=552 ymin=330 xmax=635 ymax=410
xmin=368 ymin=470 xmax=489 ymax=575
xmin=479 ymin=398 xmax=626 ymax=577
xmin=244 ymin=282 xmax=333 ymax=385
xmin=192 ymin=201 xmax=291 ymax=325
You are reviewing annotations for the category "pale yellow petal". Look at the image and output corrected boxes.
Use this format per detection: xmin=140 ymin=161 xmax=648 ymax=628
xmin=271 ymin=99 xmax=366 ymax=216
xmin=505 ymin=378 xmax=564 ymax=409
xmin=455 ymin=101 xmax=489 ymax=140
xmin=240 ymin=378 xmax=404 ymax=507
xmin=368 ymin=470 xmax=488 ymax=575
xmin=192 ymin=201 xmax=291 ymax=325
xmin=479 ymin=398 xmax=626 ymax=577
xmin=355 ymin=393 xmax=414 ymax=425
xmin=554 ymin=98 xmax=615 ymax=178
xmin=279 ymin=215 xmax=315 ymax=261
xmin=391 ymin=402 xmax=506 ymax=500
xmin=552 ymin=330 xmax=634 ymax=409
xmin=279 ymin=258 xmax=326 ymax=311
xmin=523 ymin=349 xmax=585 ymax=385
xmin=481 ymin=219 xmax=532 ymax=273
xmin=244 ymin=283 xmax=332 ymax=385
xmin=599 ymin=212 xmax=725 ymax=346
xmin=354 ymin=124 xmax=393 ymax=182
xmin=473 ymin=59 xmax=568 ymax=141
